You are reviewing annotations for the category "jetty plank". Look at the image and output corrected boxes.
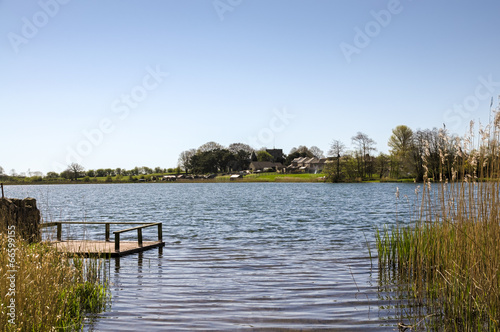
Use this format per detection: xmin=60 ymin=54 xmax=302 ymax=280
xmin=50 ymin=240 xmax=165 ymax=258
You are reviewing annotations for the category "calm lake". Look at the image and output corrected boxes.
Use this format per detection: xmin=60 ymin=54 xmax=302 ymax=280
xmin=7 ymin=182 xmax=421 ymax=331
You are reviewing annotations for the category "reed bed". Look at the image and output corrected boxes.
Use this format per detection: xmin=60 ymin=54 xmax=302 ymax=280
xmin=0 ymin=233 xmax=109 ymax=331
xmin=377 ymin=112 xmax=500 ymax=330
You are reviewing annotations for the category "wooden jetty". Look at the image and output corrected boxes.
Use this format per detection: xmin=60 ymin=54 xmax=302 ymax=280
xmin=40 ymin=221 xmax=165 ymax=258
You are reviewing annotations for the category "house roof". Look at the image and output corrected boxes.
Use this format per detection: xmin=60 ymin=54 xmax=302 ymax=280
xmin=292 ymin=157 xmax=307 ymax=163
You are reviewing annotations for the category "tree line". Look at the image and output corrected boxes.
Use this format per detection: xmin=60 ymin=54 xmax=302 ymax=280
xmin=324 ymin=124 xmax=498 ymax=182
xmin=1 ymin=122 xmax=497 ymax=183
xmin=0 ymin=164 xmax=178 ymax=183
xmin=177 ymin=142 xmax=327 ymax=174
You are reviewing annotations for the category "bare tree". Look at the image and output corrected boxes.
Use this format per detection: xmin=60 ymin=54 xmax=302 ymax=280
xmin=351 ymin=132 xmax=376 ymax=178
xmin=327 ymin=140 xmax=346 ymax=182
xmin=309 ymin=146 xmax=325 ymax=159
xmin=197 ymin=141 xmax=224 ymax=153
xmin=66 ymin=163 xmax=85 ymax=181
xmin=228 ymin=143 xmax=254 ymax=154
xmin=178 ymin=149 xmax=196 ymax=173
xmin=328 ymin=140 xmax=346 ymax=158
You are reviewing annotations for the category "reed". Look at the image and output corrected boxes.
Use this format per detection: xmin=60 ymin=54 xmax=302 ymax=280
xmin=0 ymin=234 xmax=109 ymax=331
xmin=377 ymin=109 xmax=500 ymax=330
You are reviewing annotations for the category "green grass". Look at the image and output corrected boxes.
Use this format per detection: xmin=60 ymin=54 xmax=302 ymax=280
xmin=238 ymin=173 xmax=325 ymax=182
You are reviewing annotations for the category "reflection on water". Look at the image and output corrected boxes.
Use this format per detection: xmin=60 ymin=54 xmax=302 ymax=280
xmin=6 ymin=183 xmax=422 ymax=331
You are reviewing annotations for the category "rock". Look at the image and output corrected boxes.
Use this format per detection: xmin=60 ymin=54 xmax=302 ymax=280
xmin=0 ymin=197 xmax=41 ymax=243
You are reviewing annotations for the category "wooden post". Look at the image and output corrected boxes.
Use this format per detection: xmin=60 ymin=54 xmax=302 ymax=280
xmin=157 ymin=223 xmax=163 ymax=242
xmin=57 ymin=223 xmax=62 ymax=241
xmin=115 ymin=233 xmax=120 ymax=252
xmin=137 ymin=228 xmax=143 ymax=247
xmin=105 ymin=223 xmax=110 ymax=241
xmin=1 ymin=183 xmax=4 ymax=199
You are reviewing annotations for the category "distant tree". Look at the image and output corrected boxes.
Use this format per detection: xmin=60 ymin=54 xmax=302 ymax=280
xmin=215 ymin=149 xmax=236 ymax=172
xmin=10 ymin=169 xmax=17 ymax=176
xmin=46 ymin=171 xmax=59 ymax=179
xmin=376 ymin=153 xmax=390 ymax=179
xmin=309 ymin=146 xmax=325 ymax=159
xmin=190 ymin=151 xmax=218 ymax=174
xmin=178 ymin=149 xmax=196 ymax=173
xmin=197 ymin=141 xmax=224 ymax=153
xmin=154 ymin=167 xmax=163 ymax=174
xmin=328 ymin=140 xmax=345 ymax=157
xmin=256 ymin=150 xmax=273 ymax=162
xmin=86 ymin=169 xmax=96 ymax=177
xmin=60 ymin=170 xmax=72 ymax=180
xmin=232 ymin=149 xmax=252 ymax=171
xmin=388 ymin=125 xmax=414 ymax=178
xmin=351 ymin=132 xmax=376 ymax=178
xmin=116 ymin=168 xmax=123 ymax=175
xmin=66 ymin=163 xmax=85 ymax=181
xmin=327 ymin=140 xmax=346 ymax=182
xmin=142 ymin=167 xmax=153 ymax=175
xmin=30 ymin=175 xmax=43 ymax=182
xmin=289 ymin=146 xmax=314 ymax=158
xmin=95 ymin=169 xmax=106 ymax=177
xmin=228 ymin=143 xmax=254 ymax=154
xmin=0 ymin=166 xmax=4 ymax=175
xmin=343 ymin=152 xmax=359 ymax=180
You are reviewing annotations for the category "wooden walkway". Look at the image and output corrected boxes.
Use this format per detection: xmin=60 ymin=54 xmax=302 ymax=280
xmin=41 ymin=221 xmax=165 ymax=257
xmin=50 ymin=240 xmax=164 ymax=257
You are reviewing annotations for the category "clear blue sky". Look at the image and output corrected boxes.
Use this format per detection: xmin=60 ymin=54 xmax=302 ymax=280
xmin=1 ymin=0 xmax=500 ymax=175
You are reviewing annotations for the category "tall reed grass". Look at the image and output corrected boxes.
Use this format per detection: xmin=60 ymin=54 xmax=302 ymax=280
xmin=0 ymin=233 xmax=109 ymax=331
xmin=377 ymin=110 xmax=500 ymax=330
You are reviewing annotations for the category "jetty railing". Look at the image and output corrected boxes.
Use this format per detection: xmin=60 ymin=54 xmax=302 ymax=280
xmin=40 ymin=221 xmax=163 ymax=252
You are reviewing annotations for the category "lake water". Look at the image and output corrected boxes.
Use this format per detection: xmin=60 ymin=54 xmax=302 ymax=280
xmin=6 ymin=182 xmax=421 ymax=331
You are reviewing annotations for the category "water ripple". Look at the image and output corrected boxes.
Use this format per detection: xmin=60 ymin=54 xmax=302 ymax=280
xmin=6 ymin=182 xmax=420 ymax=331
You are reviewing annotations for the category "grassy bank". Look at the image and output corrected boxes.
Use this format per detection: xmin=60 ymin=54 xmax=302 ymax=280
xmin=0 ymin=234 xmax=109 ymax=331
xmin=376 ymin=121 xmax=500 ymax=330
xmin=216 ymin=173 xmax=326 ymax=182
xmin=2 ymin=173 xmax=421 ymax=184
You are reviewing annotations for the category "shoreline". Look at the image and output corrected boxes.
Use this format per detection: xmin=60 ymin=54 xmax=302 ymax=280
xmin=1 ymin=178 xmax=416 ymax=185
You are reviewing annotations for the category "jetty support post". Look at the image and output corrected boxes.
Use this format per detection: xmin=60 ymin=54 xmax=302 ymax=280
xmin=57 ymin=222 xmax=62 ymax=241
xmin=105 ymin=223 xmax=110 ymax=242
xmin=157 ymin=223 xmax=163 ymax=242
xmin=137 ymin=228 xmax=143 ymax=247
xmin=115 ymin=233 xmax=120 ymax=252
